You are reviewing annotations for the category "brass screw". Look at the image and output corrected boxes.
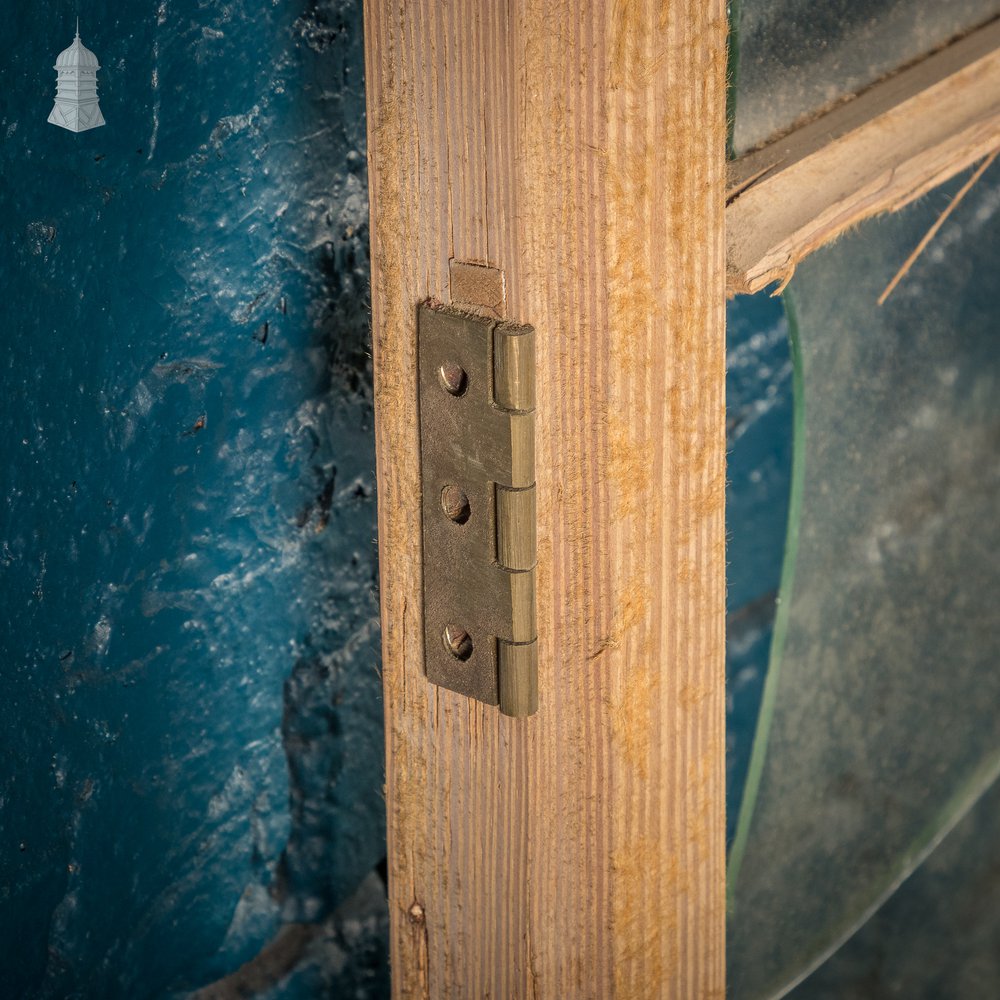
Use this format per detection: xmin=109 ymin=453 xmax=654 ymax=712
xmin=443 ymin=625 xmax=473 ymax=661
xmin=438 ymin=361 xmax=468 ymax=396
xmin=440 ymin=485 xmax=471 ymax=524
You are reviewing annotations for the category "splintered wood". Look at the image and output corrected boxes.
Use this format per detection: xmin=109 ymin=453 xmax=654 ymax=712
xmin=727 ymin=17 xmax=1000 ymax=295
xmin=365 ymin=2 xmax=726 ymax=996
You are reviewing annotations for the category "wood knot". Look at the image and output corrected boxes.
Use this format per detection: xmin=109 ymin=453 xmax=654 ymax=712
xmin=408 ymin=901 xmax=425 ymax=925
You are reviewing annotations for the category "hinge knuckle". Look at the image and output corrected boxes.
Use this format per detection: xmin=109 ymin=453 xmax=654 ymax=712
xmin=498 ymin=640 xmax=539 ymax=718
xmin=493 ymin=324 xmax=536 ymax=412
xmin=496 ymin=484 xmax=537 ymax=572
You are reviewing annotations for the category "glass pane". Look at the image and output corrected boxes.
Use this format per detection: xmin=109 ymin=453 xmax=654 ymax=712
xmin=731 ymin=0 xmax=1000 ymax=154
xmin=790 ymin=779 xmax=1000 ymax=998
xmin=728 ymin=165 xmax=1000 ymax=997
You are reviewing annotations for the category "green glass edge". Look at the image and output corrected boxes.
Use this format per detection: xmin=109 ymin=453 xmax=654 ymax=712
xmin=726 ymin=0 xmax=742 ymax=160
xmin=727 ymin=290 xmax=805 ymax=905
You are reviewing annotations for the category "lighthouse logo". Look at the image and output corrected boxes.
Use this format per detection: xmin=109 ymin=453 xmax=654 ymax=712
xmin=49 ymin=20 xmax=106 ymax=132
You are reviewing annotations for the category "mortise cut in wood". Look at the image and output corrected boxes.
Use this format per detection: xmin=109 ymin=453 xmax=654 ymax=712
xmin=727 ymin=16 xmax=1000 ymax=295
xmin=450 ymin=259 xmax=507 ymax=318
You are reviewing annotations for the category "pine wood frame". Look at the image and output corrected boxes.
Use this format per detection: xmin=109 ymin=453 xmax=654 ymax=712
xmin=728 ymin=16 xmax=1000 ymax=295
xmin=364 ymin=2 xmax=727 ymax=996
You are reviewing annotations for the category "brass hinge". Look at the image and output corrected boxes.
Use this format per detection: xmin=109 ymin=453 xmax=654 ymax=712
xmin=417 ymin=301 xmax=538 ymax=717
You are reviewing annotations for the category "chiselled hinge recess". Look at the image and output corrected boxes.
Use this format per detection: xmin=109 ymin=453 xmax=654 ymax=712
xmin=417 ymin=301 xmax=538 ymax=717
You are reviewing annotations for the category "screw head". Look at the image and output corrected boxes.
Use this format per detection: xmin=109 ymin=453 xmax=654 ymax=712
xmin=440 ymin=485 xmax=471 ymax=524
xmin=438 ymin=361 xmax=468 ymax=396
xmin=442 ymin=625 xmax=473 ymax=661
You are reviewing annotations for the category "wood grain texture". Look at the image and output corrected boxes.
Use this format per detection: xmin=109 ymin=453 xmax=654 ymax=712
xmin=727 ymin=16 xmax=1000 ymax=295
xmin=364 ymin=2 xmax=726 ymax=996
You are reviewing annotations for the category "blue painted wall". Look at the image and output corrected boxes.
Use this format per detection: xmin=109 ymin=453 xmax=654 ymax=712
xmin=725 ymin=294 xmax=792 ymax=845
xmin=0 ymin=2 xmax=386 ymax=996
